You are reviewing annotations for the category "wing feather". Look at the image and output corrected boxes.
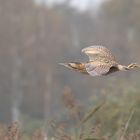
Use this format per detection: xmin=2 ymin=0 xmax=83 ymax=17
xmin=82 ymin=45 xmax=116 ymax=61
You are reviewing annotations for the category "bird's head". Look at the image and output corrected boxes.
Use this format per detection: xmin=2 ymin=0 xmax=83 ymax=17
xmin=127 ymin=63 xmax=140 ymax=69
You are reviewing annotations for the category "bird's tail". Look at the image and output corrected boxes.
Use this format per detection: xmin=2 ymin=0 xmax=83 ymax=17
xmin=59 ymin=62 xmax=88 ymax=74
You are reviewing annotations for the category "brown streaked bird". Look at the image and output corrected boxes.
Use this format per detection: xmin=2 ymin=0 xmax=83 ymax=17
xmin=59 ymin=46 xmax=140 ymax=77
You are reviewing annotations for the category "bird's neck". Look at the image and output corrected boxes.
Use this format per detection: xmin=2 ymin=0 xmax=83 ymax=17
xmin=117 ymin=64 xmax=129 ymax=71
xmin=67 ymin=62 xmax=88 ymax=74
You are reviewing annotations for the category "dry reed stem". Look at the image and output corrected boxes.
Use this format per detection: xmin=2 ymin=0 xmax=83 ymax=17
xmin=54 ymin=124 xmax=72 ymax=140
xmin=32 ymin=128 xmax=47 ymax=140
xmin=80 ymin=101 xmax=105 ymax=125
xmin=62 ymin=87 xmax=82 ymax=121
xmin=120 ymin=109 xmax=135 ymax=140
xmin=4 ymin=122 xmax=21 ymax=140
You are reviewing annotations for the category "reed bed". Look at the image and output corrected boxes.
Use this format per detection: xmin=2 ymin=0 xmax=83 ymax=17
xmin=0 ymin=89 xmax=140 ymax=140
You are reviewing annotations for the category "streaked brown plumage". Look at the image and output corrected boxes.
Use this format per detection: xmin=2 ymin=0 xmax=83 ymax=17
xmin=59 ymin=46 xmax=140 ymax=77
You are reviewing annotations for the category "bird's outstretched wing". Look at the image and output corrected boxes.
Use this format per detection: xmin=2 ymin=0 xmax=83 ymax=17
xmin=82 ymin=45 xmax=116 ymax=62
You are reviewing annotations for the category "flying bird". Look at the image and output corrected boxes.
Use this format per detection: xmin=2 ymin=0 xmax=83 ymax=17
xmin=59 ymin=46 xmax=140 ymax=77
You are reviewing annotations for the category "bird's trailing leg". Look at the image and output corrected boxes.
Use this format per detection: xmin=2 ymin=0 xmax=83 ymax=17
xmin=127 ymin=63 xmax=140 ymax=69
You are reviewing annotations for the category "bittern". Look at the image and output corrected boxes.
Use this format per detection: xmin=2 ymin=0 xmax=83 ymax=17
xmin=59 ymin=46 xmax=140 ymax=77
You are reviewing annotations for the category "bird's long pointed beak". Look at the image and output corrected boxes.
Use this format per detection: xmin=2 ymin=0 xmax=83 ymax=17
xmin=58 ymin=63 xmax=67 ymax=66
xmin=58 ymin=63 xmax=70 ymax=68
xmin=58 ymin=63 xmax=65 ymax=66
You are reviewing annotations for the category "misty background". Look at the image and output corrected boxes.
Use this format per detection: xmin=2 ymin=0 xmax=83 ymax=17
xmin=0 ymin=0 xmax=140 ymax=133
